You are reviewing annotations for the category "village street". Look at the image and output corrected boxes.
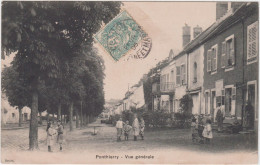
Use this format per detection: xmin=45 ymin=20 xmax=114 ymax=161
xmin=1 ymin=119 xmax=258 ymax=164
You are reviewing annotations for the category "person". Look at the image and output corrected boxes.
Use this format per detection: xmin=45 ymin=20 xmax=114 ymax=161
xmin=227 ymin=117 xmax=242 ymax=133
xmin=123 ymin=121 xmax=132 ymax=141
xmin=244 ymin=101 xmax=254 ymax=129
xmin=202 ymin=119 xmax=213 ymax=144
xmin=46 ymin=121 xmax=57 ymax=152
xmin=215 ymin=103 xmax=224 ymax=132
xmin=139 ymin=117 xmax=145 ymax=140
xmin=191 ymin=118 xmax=198 ymax=142
xmin=132 ymin=114 xmax=140 ymax=141
xmin=197 ymin=114 xmax=204 ymax=144
xmin=56 ymin=120 xmax=64 ymax=151
xmin=116 ymin=117 xmax=123 ymax=141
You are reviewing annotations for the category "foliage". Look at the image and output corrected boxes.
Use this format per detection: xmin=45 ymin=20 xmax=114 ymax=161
xmin=2 ymin=1 xmax=122 ymax=150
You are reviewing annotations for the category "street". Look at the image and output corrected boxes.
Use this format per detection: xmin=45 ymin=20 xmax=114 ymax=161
xmin=1 ymin=119 xmax=258 ymax=164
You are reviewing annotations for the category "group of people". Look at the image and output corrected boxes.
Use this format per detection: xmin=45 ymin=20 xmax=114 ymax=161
xmin=191 ymin=115 xmax=213 ymax=144
xmin=46 ymin=120 xmax=64 ymax=152
xmin=116 ymin=114 xmax=145 ymax=142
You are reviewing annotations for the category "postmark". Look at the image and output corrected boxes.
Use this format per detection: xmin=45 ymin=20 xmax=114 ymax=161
xmin=95 ymin=10 xmax=152 ymax=61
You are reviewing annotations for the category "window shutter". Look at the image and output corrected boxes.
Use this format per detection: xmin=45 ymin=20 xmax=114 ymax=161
xmin=231 ymin=37 xmax=235 ymax=65
xmin=221 ymin=42 xmax=226 ymax=68
xmin=232 ymin=87 xmax=236 ymax=96
xmin=183 ymin=65 xmax=186 ymax=84
xmin=207 ymin=50 xmax=212 ymax=72
xmin=176 ymin=66 xmax=181 ymax=85
xmin=247 ymin=21 xmax=258 ymax=63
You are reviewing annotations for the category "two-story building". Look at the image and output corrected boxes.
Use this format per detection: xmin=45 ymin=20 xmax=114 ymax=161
xmin=202 ymin=2 xmax=258 ymax=129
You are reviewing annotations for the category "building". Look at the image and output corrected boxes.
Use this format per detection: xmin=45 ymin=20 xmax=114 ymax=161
xmin=1 ymin=95 xmax=31 ymax=125
xmin=202 ymin=2 xmax=258 ymax=130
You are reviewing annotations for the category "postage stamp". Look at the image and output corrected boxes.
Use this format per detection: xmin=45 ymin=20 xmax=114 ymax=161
xmin=95 ymin=10 xmax=152 ymax=61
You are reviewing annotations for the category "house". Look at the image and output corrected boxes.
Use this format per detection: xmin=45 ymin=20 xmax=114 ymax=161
xmin=1 ymin=94 xmax=31 ymax=125
xmin=202 ymin=2 xmax=258 ymax=130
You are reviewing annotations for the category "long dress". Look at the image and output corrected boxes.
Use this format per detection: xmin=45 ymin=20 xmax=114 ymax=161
xmin=57 ymin=125 xmax=64 ymax=144
xmin=47 ymin=127 xmax=56 ymax=146
xmin=202 ymin=123 xmax=213 ymax=139
xmin=132 ymin=118 xmax=140 ymax=136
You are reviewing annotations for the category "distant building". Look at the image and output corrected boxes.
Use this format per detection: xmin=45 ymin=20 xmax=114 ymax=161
xmin=1 ymin=95 xmax=31 ymax=125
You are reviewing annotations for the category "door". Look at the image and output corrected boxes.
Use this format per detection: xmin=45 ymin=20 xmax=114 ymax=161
xmin=225 ymin=88 xmax=232 ymax=117
xmin=211 ymin=91 xmax=216 ymax=121
xmin=248 ymin=84 xmax=256 ymax=121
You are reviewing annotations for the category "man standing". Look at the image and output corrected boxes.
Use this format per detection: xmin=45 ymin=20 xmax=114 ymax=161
xmin=216 ymin=103 xmax=224 ymax=132
xmin=132 ymin=114 xmax=139 ymax=141
xmin=244 ymin=101 xmax=254 ymax=129
xmin=116 ymin=117 xmax=123 ymax=141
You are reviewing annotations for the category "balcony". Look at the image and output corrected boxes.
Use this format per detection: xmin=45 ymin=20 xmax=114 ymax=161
xmin=152 ymin=83 xmax=160 ymax=94
xmin=160 ymin=82 xmax=175 ymax=93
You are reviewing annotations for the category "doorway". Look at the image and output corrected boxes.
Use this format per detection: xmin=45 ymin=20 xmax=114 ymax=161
xmin=225 ymin=88 xmax=232 ymax=117
xmin=248 ymin=84 xmax=256 ymax=122
xmin=211 ymin=91 xmax=216 ymax=121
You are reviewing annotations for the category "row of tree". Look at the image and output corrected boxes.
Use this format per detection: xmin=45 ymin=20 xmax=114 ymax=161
xmin=1 ymin=1 xmax=121 ymax=150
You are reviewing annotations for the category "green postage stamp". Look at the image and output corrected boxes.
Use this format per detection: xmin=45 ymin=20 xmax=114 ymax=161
xmin=95 ymin=10 xmax=152 ymax=61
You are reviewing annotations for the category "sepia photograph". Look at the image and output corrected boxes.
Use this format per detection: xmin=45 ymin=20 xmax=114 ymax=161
xmin=1 ymin=1 xmax=259 ymax=164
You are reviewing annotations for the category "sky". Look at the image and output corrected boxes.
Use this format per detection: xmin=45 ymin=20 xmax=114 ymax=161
xmin=1 ymin=2 xmax=216 ymax=102
xmin=96 ymin=2 xmax=216 ymax=101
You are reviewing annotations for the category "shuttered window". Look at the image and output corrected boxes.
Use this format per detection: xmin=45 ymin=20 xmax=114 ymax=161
xmin=211 ymin=47 xmax=217 ymax=71
xmin=176 ymin=66 xmax=181 ymax=85
xmin=247 ymin=21 xmax=258 ymax=64
xmin=207 ymin=50 xmax=212 ymax=72
xmin=226 ymin=36 xmax=235 ymax=67
xmin=181 ymin=64 xmax=186 ymax=85
xmin=221 ymin=42 xmax=226 ymax=68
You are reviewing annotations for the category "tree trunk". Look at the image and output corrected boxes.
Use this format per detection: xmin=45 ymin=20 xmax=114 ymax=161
xmin=80 ymin=101 xmax=83 ymax=127
xmin=39 ymin=112 xmax=42 ymax=125
xmin=83 ymin=113 xmax=87 ymax=126
xmin=76 ymin=108 xmax=79 ymax=128
xmin=87 ymin=115 xmax=89 ymax=124
xmin=69 ymin=102 xmax=74 ymax=131
xmin=29 ymin=90 xmax=39 ymax=150
xmin=18 ymin=108 xmax=22 ymax=127
xmin=58 ymin=103 xmax=61 ymax=121
xmin=64 ymin=115 xmax=67 ymax=124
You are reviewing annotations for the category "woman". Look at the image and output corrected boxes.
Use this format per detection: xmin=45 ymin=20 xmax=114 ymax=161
xmin=46 ymin=121 xmax=56 ymax=152
xmin=139 ymin=117 xmax=145 ymax=140
xmin=132 ymin=114 xmax=139 ymax=141
xmin=57 ymin=120 xmax=64 ymax=151
xmin=202 ymin=119 xmax=213 ymax=144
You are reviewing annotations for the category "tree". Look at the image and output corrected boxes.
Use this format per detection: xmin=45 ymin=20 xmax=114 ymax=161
xmin=2 ymin=1 xmax=121 ymax=150
xmin=2 ymin=66 xmax=31 ymax=127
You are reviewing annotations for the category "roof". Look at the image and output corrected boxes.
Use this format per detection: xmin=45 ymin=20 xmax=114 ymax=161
xmin=172 ymin=2 xmax=257 ymax=59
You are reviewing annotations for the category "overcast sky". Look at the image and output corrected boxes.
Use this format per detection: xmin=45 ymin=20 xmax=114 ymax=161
xmin=1 ymin=2 xmax=217 ymax=102
xmin=97 ymin=2 xmax=216 ymax=101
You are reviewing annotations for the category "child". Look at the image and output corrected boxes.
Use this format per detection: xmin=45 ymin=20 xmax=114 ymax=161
xmin=116 ymin=117 xmax=123 ymax=142
xmin=191 ymin=118 xmax=198 ymax=142
xmin=46 ymin=121 xmax=57 ymax=152
xmin=56 ymin=120 xmax=64 ymax=151
xmin=139 ymin=118 xmax=145 ymax=140
xmin=123 ymin=121 xmax=132 ymax=141
xmin=202 ymin=119 xmax=213 ymax=144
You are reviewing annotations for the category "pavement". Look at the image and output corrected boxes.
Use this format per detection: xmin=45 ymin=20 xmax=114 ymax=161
xmin=1 ymin=119 xmax=258 ymax=164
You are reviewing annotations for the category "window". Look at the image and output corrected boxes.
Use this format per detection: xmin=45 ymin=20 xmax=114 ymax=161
xmin=207 ymin=45 xmax=218 ymax=73
xmin=211 ymin=46 xmax=217 ymax=71
xmin=207 ymin=50 xmax=211 ymax=72
xmin=176 ymin=66 xmax=181 ymax=85
xmin=221 ymin=35 xmax=235 ymax=69
xmin=226 ymin=37 xmax=235 ymax=67
xmin=193 ymin=62 xmax=197 ymax=83
xmin=247 ymin=21 xmax=258 ymax=64
xmin=181 ymin=64 xmax=186 ymax=85
xmin=12 ymin=113 xmax=15 ymax=118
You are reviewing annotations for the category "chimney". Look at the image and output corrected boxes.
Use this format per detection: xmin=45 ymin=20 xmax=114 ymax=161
xmin=182 ymin=23 xmax=191 ymax=47
xmin=193 ymin=25 xmax=203 ymax=38
xmin=216 ymin=2 xmax=229 ymax=20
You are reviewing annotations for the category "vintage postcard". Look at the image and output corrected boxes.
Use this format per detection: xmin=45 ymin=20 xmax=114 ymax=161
xmin=1 ymin=1 xmax=258 ymax=164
